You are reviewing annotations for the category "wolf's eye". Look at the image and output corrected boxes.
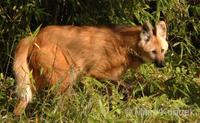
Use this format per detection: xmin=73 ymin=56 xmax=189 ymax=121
xmin=152 ymin=50 xmax=157 ymax=54
xmin=161 ymin=49 xmax=164 ymax=53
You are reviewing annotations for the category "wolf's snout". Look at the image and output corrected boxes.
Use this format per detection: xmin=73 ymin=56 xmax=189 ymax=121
xmin=154 ymin=60 xmax=165 ymax=68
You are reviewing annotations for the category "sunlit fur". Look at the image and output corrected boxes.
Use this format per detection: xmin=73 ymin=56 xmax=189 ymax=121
xmin=13 ymin=21 xmax=168 ymax=115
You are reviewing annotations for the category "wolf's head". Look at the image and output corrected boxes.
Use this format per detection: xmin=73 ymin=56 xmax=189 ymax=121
xmin=137 ymin=21 xmax=168 ymax=67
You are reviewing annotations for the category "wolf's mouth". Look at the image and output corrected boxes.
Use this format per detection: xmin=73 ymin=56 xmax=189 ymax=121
xmin=154 ymin=60 xmax=165 ymax=68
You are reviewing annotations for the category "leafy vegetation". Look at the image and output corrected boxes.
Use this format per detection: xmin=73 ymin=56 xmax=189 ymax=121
xmin=0 ymin=0 xmax=200 ymax=122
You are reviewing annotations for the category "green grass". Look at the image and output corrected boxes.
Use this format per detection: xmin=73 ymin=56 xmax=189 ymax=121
xmin=0 ymin=60 xmax=200 ymax=122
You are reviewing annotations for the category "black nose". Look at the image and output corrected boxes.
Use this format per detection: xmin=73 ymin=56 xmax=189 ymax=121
xmin=154 ymin=60 xmax=165 ymax=68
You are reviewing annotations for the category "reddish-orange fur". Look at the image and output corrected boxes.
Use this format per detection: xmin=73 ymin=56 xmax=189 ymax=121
xmin=13 ymin=21 xmax=168 ymax=115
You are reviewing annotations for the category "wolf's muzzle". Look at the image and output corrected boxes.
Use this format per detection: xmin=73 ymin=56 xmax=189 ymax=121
xmin=154 ymin=60 xmax=165 ymax=68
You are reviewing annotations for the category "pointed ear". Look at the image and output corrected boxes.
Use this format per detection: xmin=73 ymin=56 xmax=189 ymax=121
xmin=140 ymin=21 xmax=153 ymax=42
xmin=156 ymin=21 xmax=167 ymax=39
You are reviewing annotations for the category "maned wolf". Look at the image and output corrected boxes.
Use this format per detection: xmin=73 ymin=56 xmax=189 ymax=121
xmin=13 ymin=21 xmax=168 ymax=115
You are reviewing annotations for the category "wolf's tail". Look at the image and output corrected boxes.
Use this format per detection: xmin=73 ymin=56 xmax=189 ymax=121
xmin=13 ymin=37 xmax=33 ymax=115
